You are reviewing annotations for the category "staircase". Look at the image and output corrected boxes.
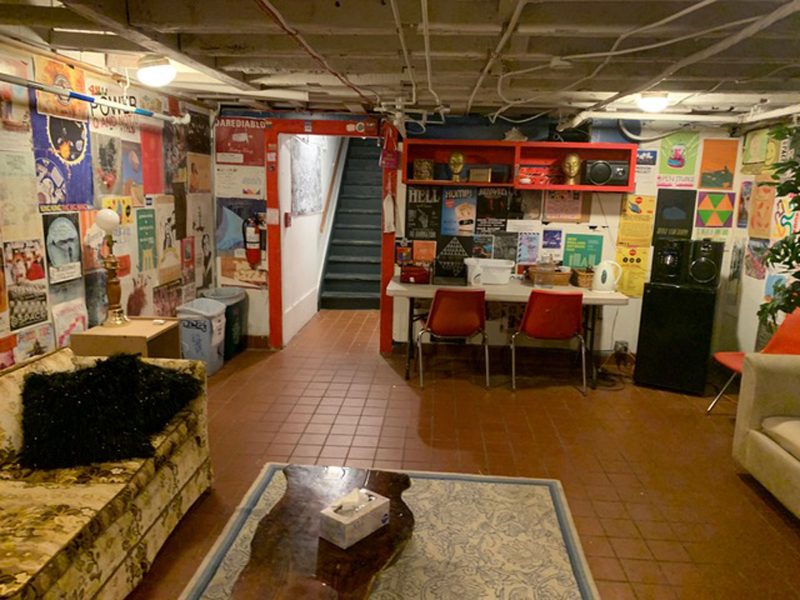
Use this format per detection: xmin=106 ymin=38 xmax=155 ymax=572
xmin=319 ymin=138 xmax=382 ymax=309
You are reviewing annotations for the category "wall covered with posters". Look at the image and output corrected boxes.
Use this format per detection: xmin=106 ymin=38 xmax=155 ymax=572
xmin=0 ymin=45 xmax=214 ymax=368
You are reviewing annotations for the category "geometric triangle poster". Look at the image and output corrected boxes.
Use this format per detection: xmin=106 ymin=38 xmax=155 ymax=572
xmin=695 ymin=191 xmax=734 ymax=227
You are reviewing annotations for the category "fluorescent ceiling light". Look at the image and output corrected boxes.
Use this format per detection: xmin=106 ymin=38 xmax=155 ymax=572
xmin=136 ymin=55 xmax=176 ymax=87
xmin=637 ymin=92 xmax=670 ymax=113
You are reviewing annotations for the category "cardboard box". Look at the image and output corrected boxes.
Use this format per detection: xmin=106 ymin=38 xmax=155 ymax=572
xmin=319 ymin=489 xmax=390 ymax=549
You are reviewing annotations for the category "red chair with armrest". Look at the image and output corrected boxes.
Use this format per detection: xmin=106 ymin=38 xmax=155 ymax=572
xmin=416 ymin=289 xmax=489 ymax=388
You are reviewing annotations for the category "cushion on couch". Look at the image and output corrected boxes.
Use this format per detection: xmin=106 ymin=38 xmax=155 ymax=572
xmin=762 ymin=416 xmax=800 ymax=461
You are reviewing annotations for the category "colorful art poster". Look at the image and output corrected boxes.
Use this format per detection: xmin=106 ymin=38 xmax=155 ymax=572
xmin=85 ymin=75 xmax=139 ymax=141
xmin=657 ymin=131 xmax=699 ymax=188
xmin=215 ymin=116 xmax=266 ymax=166
xmin=563 ymin=234 xmax=603 ymax=268
xmin=154 ymin=194 xmax=180 ymax=284
xmin=615 ymin=245 xmax=649 ymax=298
xmin=0 ymin=150 xmax=40 ymax=241
xmin=52 ymin=298 xmax=87 ymax=347
xmin=743 ymin=129 xmax=768 ymax=165
xmin=0 ymin=251 xmax=7 ymax=334
xmin=516 ymin=232 xmax=540 ymax=264
xmin=123 ymin=272 xmax=154 ymax=317
xmin=13 ymin=322 xmax=54 ymax=363
xmin=152 ymin=279 xmax=182 ymax=317
xmin=163 ymin=121 xmax=187 ymax=191
xmin=78 ymin=210 xmax=105 ymax=272
xmin=90 ymin=132 xmax=123 ymax=201
xmin=737 ymin=180 xmax=754 ymax=228
xmin=187 ymin=110 xmax=211 ymax=154
xmin=475 ymin=187 xmax=510 ymax=234
xmin=214 ymin=165 xmax=265 ymax=200
xmin=187 ymin=193 xmax=214 ymax=288
xmin=748 ymin=177 xmax=776 ymax=239
xmin=101 ymin=195 xmax=133 ymax=225
xmin=43 ymin=212 xmax=81 ymax=284
xmin=136 ymin=208 xmax=157 ymax=272
xmin=216 ymin=198 xmax=267 ymax=288
xmin=618 ymin=194 xmax=656 ymax=247
xmin=406 ymin=187 xmax=440 ymax=240
xmin=434 ymin=236 xmax=472 ymax=282
xmin=441 ymin=188 xmax=477 ymax=236
xmin=3 ymin=239 xmax=48 ymax=331
xmin=121 ymin=140 xmax=145 ymax=205
xmin=0 ymin=335 xmax=15 ymax=370
xmin=695 ymin=191 xmax=734 ymax=228
xmin=540 ymin=229 xmax=563 ymax=261
xmin=744 ymin=238 xmax=770 ymax=280
xmin=84 ymin=269 xmax=107 ymax=327
xmin=543 ymin=190 xmax=585 ymax=222
xmin=770 ymin=195 xmax=800 ymax=243
xmin=654 ymin=189 xmax=695 ymax=242
xmin=110 ymin=224 xmax=132 ymax=278
xmin=188 ymin=152 xmax=211 ymax=193
xmin=33 ymin=57 xmax=88 ymax=121
xmin=764 ymin=273 xmax=788 ymax=303
xmin=472 ymin=235 xmax=493 ymax=258
xmin=0 ymin=53 xmax=33 ymax=145
xmin=698 ymin=139 xmax=738 ymax=189
xmin=635 ymin=147 xmax=657 ymax=190
xmin=32 ymin=111 xmax=93 ymax=210
xmin=492 ymin=232 xmax=519 ymax=261
xmin=141 ymin=127 xmax=164 ymax=195
xmin=412 ymin=240 xmax=436 ymax=264
xmin=181 ymin=237 xmax=196 ymax=285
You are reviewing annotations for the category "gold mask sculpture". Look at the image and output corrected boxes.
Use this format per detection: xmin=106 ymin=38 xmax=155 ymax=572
xmin=561 ymin=152 xmax=581 ymax=185
xmin=448 ymin=151 xmax=466 ymax=182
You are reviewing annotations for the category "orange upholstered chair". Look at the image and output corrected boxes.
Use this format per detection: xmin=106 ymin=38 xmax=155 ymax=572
xmin=416 ymin=289 xmax=488 ymax=388
xmin=511 ymin=290 xmax=586 ymax=394
xmin=707 ymin=309 xmax=800 ymax=414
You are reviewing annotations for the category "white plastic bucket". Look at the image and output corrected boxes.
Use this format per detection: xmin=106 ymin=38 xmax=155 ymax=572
xmin=467 ymin=258 xmax=515 ymax=285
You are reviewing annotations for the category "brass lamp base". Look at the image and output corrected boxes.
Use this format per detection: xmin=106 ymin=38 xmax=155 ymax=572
xmin=103 ymin=306 xmax=130 ymax=327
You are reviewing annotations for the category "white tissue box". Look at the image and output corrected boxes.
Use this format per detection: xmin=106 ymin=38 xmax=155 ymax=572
xmin=319 ymin=488 xmax=390 ymax=549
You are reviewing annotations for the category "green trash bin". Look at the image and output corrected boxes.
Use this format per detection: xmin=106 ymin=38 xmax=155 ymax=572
xmin=200 ymin=288 xmax=248 ymax=359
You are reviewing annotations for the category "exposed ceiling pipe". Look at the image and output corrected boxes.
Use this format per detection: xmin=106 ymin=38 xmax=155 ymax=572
xmin=250 ymin=0 xmax=377 ymax=107
xmin=559 ymin=0 xmax=800 ymax=130
xmin=465 ymin=0 xmax=528 ymax=114
xmin=419 ymin=0 xmax=442 ymax=110
xmin=740 ymin=103 xmax=800 ymax=124
xmin=389 ymin=0 xmax=417 ymax=106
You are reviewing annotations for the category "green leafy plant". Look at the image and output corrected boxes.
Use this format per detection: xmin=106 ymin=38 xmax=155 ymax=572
xmin=758 ymin=124 xmax=800 ymax=325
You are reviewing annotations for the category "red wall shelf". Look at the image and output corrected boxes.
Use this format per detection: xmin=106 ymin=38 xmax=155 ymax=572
xmin=402 ymin=138 xmax=637 ymax=193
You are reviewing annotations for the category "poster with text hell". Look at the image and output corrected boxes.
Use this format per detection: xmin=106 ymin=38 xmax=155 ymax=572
xmin=32 ymin=111 xmax=93 ymax=210
xmin=653 ymin=189 xmax=695 ymax=242
xmin=698 ymin=139 xmax=739 ymax=190
xmin=770 ymin=195 xmax=800 ymax=242
xmin=657 ymin=131 xmax=699 ymax=188
xmin=563 ymin=234 xmax=604 ymax=268
xmin=615 ymin=245 xmax=650 ymax=298
xmin=215 ymin=116 xmax=266 ymax=166
xmin=748 ymin=177 xmax=776 ymax=239
xmin=33 ymin=56 xmax=88 ymax=121
xmin=695 ymin=191 xmax=734 ymax=228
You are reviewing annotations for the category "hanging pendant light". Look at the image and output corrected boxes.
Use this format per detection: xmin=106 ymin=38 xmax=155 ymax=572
xmin=136 ymin=55 xmax=176 ymax=87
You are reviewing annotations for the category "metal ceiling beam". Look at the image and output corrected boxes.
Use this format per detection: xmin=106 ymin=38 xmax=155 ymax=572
xmin=61 ymin=0 xmax=258 ymax=91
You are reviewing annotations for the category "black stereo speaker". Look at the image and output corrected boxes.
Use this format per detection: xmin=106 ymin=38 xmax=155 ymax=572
xmin=582 ymin=160 xmax=629 ymax=185
xmin=652 ymin=238 xmax=690 ymax=284
xmin=686 ymin=239 xmax=724 ymax=287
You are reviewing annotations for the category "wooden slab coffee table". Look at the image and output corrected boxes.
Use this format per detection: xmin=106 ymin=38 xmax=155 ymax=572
xmin=231 ymin=464 xmax=414 ymax=599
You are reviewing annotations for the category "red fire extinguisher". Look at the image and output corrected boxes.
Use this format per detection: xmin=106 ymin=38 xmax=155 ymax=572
xmin=242 ymin=216 xmax=261 ymax=269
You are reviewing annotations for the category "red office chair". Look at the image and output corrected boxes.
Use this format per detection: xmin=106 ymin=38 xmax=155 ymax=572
xmin=706 ymin=308 xmax=800 ymax=414
xmin=416 ymin=289 xmax=488 ymax=388
xmin=511 ymin=290 xmax=586 ymax=394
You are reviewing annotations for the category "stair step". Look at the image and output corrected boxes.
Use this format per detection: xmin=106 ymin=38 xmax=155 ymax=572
xmin=331 ymin=239 xmax=381 ymax=246
xmin=321 ymin=291 xmax=380 ymax=298
xmin=334 ymin=223 xmax=380 ymax=230
xmin=328 ymin=255 xmax=381 ymax=263
xmin=325 ymin=273 xmax=381 ymax=282
xmin=338 ymin=208 xmax=381 ymax=215
xmin=320 ymin=291 xmax=380 ymax=310
xmin=348 ymin=147 xmax=381 ymax=159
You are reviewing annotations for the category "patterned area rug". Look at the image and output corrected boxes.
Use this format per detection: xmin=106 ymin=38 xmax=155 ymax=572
xmin=181 ymin=464 xmax=597 ymax=599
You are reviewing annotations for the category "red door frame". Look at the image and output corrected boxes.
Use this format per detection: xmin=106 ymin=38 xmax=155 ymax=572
xmin=262 ymin=116 xmax=397 ymax=350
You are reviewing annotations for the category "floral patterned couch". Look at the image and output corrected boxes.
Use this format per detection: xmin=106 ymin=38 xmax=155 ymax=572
xmin=0 ymin=348 xmax=213 ymax=599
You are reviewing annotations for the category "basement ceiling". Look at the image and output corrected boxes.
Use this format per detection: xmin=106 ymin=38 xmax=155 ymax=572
xmin=3 ymin=0 xmax=800 ymax=124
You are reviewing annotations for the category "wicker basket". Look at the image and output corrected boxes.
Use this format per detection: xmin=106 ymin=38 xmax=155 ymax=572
xmin=526 ymin=265 xmax=572 ymax=286
xmin=570 ymin=268 xmax=594 ymax=289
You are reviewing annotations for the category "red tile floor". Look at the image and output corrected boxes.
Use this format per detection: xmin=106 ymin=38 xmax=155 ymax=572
xmin=130 ymin=310 xmax=800 ymax=599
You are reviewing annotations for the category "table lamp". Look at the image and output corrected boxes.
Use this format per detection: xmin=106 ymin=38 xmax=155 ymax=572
xmin=96 ymin=208 xmax=129 ymax=327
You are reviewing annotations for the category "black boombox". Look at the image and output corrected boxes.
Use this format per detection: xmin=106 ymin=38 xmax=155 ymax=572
xmin=582 ymin=160 xmax=630 ymax=186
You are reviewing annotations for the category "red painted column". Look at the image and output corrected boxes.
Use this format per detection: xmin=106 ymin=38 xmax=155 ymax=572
xmin=265 ymin=131 xmax=283 ymax=348
xmin=379 ymin=123 xmax=399 ymax=354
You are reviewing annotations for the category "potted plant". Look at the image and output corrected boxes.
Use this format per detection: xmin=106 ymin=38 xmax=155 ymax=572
xmin=758 ymin=124 xmax=800 ymax=325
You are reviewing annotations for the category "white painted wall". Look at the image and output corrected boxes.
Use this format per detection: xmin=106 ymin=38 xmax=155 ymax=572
xmin=279 ymin=134 xmax=344 ymax=345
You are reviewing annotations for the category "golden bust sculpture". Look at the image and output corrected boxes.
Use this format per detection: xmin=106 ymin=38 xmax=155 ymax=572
xmin=561 ymin=152 xmax=581 ymax=186
xmin=448 ymin=151 xmax=466 ymax=182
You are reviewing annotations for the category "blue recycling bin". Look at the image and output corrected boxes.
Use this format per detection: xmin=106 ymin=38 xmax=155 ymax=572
xmin=176 ymin=298 xmax=226 ymax=375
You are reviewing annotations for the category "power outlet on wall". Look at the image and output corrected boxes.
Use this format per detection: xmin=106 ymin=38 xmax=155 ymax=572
xmin=614 ymin=340 xmax=629 ymax=355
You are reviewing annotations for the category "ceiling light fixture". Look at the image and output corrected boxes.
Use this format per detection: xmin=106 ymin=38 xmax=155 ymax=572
xmin=636 ymin=92 xmax=670 ymax=113
xmin=136 ymin=55 xmax=176 ymax=88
